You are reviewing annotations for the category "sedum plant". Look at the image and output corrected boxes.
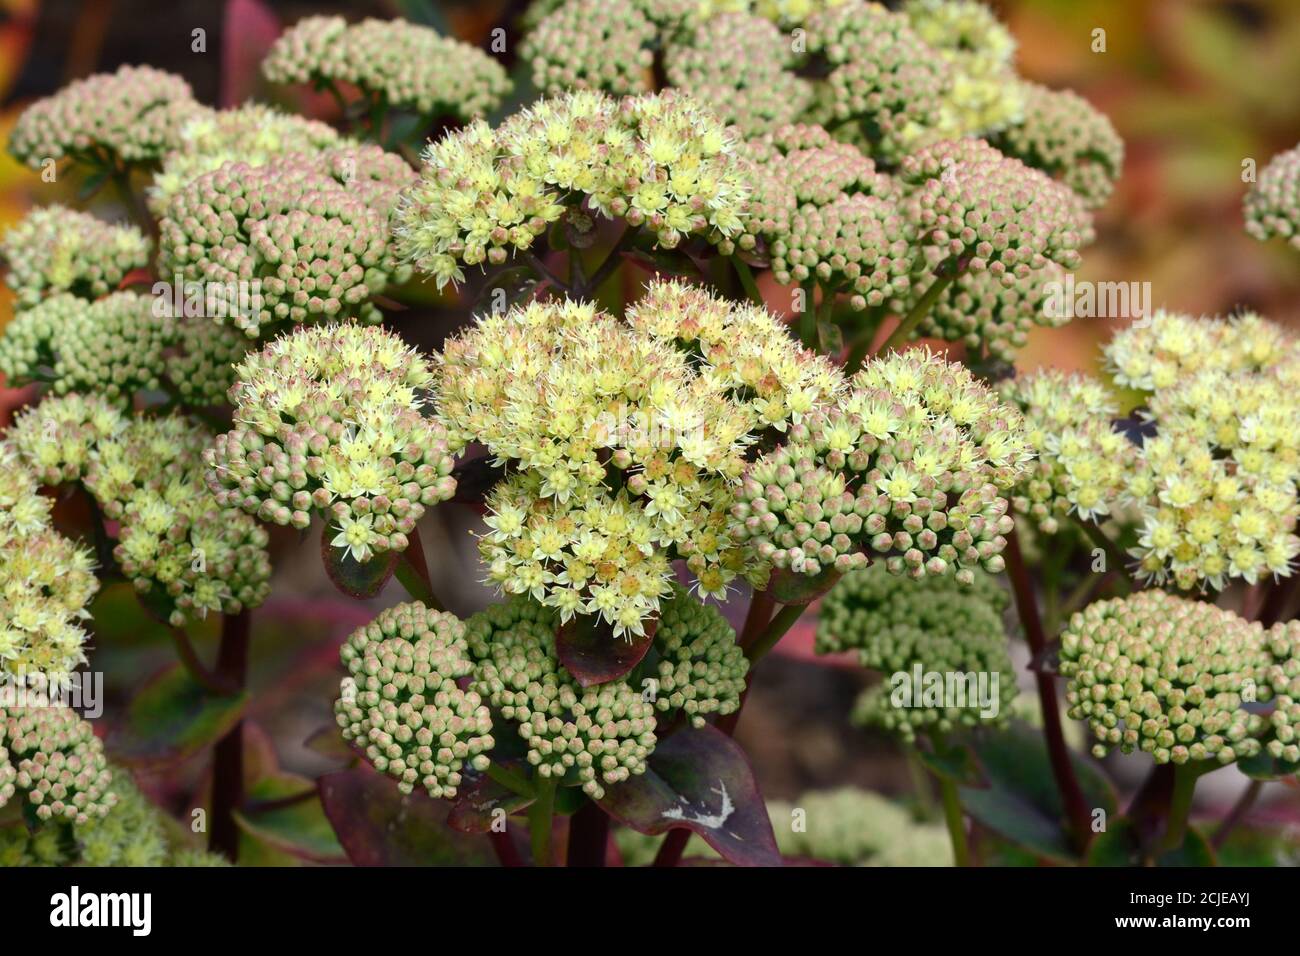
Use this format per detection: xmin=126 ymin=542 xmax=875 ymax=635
xmin=0 ymin=0 xmax=1294 ymax=876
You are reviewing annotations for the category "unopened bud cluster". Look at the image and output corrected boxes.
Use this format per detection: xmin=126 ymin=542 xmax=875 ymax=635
xmin=818 ymin=563 xmax=1015 ymax=742
xmin=263 ymin=16 xmax=509 ymax=121
xmin=650 ymin=585 xmax=750 ymax=726
xmin=335 ymin=602 xmax=493 ymax=799
xmin=0 ymin=704 xmax=115 ymax=825
xmin=1244 ymin=141 xmax=1300 ymax=250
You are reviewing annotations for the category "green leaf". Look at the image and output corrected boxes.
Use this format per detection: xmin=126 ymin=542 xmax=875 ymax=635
xmin=108 ymin=663 xmax=247 ymax=766
xmin=596 ymin=724 xmax=782 ymax=867
xmin=957 ymin=723 xmax=1117 ymax=863
xmin=232 ymin=772 xmax=346 ymax=864
xmin=914 ymin=738 xmax=979 ymax=785
xmin=817 ymin=321 xmax=844 ymax=356
xmin=319 ymin=767 xmax=497 ymax=866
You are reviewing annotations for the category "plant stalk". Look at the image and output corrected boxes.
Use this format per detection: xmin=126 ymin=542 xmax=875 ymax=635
xmin=875 ymin=272 xmax=954 ymax=356
xmin=209 ymin=609 xmax=251 ymax=861
xmin=937 ymin=774 xmax=971 ymax=866
xmin=1004 ymin=529 xmax=1092 ymax=851
xmin=528 ymin=777 xmax=558 ymax=866
xmin=566 ymin=800 xmax=611 ymax=867
xmin=1212 ymin=779 xmax=1262 ymax=850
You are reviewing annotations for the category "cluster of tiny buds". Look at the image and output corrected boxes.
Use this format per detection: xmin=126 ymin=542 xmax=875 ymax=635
xmin=1244 ymin=140 xmax=1300 ymax=250
xmin=206 ymin=323 xmax=457 ymax=564
xmin=0 ymin=704 xmax=117 ymax=825
xmin=467 ymin=604 xmax=658 ymax=799
xmin=1 ymin=205 xmax=150 ymax=308
xmin=524 ymin=0 xmax=657 ymax=96
xmin=1059 ymin=591 xmax=1279 ymax=765
xmin=262 ymin=15 xmax=509 ymax=121
xmin=8 ymin=64 xmax=201 ymax=168
xmin=335 ymin=603 xmax=493 ymax=800
xmin=650 ymin=585 xmax=750 ymax=726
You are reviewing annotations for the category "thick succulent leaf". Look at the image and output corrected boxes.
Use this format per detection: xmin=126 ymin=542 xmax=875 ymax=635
xmin=766 ymin=567 xmax=841 ymax=606
xmin=232 ymin=771 xmax=346 ymax=864
xmin=320 ymin=527 xmax=398 ymax=599
xmin=957 ymin=723 xmax=1117 ymax=863
xmin=108 ymin=663 xmax=248 ymax=765
xmin=556 ymin=614 xmax=655 ymax=686
xmin=446 ymin=767 xmax=535 ymax=833
xmin=596 ymin=724 xmax=781 ymax=867
xmin=319 ymin=767 xmax=496 ymax=866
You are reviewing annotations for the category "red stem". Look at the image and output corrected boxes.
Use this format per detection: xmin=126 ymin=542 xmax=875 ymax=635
xmin=566 ymin=800 xmax=611 ymax=867
xmin=1004 ymin=530 xmax=1092 ymax=852
xmin=490 ymin=830 xmax=525 ymax=868
xmin=209 ymin=610 xmax=250 ymax=862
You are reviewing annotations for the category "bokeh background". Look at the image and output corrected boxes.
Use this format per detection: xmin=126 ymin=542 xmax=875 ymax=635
xmin=1 ymin=0 xmax=1298 ymax=862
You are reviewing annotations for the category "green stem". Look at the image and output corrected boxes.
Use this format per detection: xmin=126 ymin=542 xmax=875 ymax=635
xmin=743 ymin=602 xmax=805 ymax=662
xmin=1072 ymin=515 xmax=1131 ymax=590
xmin=904 ymin=745 xmax=939 ymax=821
xmin=528 ymin=777 xmax=558 ymax=866
xmin=844 ymin=330 xmax=875 ymax=374
xmin=799 ymin=280 xmax=817 ymax=348
xmin=1159 ymin=763 xmax=1202 ymax=854
xmin=485 ymin=762 xmax=536 ymax=800
xmin=876 ymin=272 xmax=954 ymax=356
xmin=731 ymin=257 xmax=763 ymax=306
xmin=937 ymin=774 xmax=971 ymax=867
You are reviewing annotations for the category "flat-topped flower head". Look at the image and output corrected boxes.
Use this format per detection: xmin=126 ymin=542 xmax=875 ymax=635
xmin=731 ymin=347 xmax=1032 ymax=582
xmin=206 ymin=323 xmax=456 ymax=564
xmin=0 ymin=449 xmax=97 ymax=683
xmin=665 ymin=13 xmax=814 ymax=136
xmin=84 ymin=414 xmax=272 ymax=626
xmin=805 ymin=2 xmax=951 ymax=163
xmin=464 ymin=598 xmax=657 ymax=798
xmin=999 ymin=368 xmax=1136 ymax=533
xmin=262 ymin=16 xmax=509 ymax=121
xmin=524 ymin=0 xmax=656 ymax=96
xmin=442 ymin=287 xmax=834 ymax=629
xmin=8 ymin=393 xmax=126 ymax=486
xmin=8 ymin=65 xmax=202 ymax=169
xmin=817 ymin=563 xmax=1015 ymax=742
xmin=904 ymin=0 xmax=1024 ymax=138
xmin=335 ymin=602 xmax=493 ymax=799
xmin=651 ymin=585 xmax=749 ymax=726
xmin=992 ymin=82 xmax=1124 ymax=209
xmin=1060 ymin=592 xmax=1271 ymax=766
xmin=1 ymin=206 xmax=150 ymax=308
xmin=149 ymin=103 xmax=343 ymax=215
xmin=898 ymin=138 xmax=1092 ymax=282
xmin=1244 ymin=141 xmax=1300 ymax=251
xmin=395 ymin=89 xmax=749 ymax=289
xmin=164 ymin=317 xmax=254 ymax=409
xmin=0 ymin=704 xmax=116 ymax=825
xmin=1100 ymin=312 xmax=1300 ymax=590
xmin=158 ymin=146 xmax=414 ymax=337
xmin=2 ymin=292 xmax=175 ymax=402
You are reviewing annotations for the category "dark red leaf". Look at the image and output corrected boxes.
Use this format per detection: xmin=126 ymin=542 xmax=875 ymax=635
xmin=320 ymin=525 xmax=398 ymax=599
xmin=556 ymin=613 xmax=656 ymax=686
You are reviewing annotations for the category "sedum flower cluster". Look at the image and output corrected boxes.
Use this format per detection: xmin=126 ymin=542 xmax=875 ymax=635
xmin=903 ymin=0 xmax=1024 ymax=139
xmin=0 ymin=703 xmax=115 ymax=826
xmin=817 ymin=563 xmax=1016 ymax=742
xmin=394 ymin=89 xmax=749 ymax=290
xmin=437 ymin=284 xmax=839 ymax=633
xmin=1 ymin=206 xmax=150 ymax=308
xmin=740 ymin=124 xmax=912 ymax=311
xmin=335 ymin=589 xmax=744 ymax=801
xmin=148 ymin=103 xmax=342 ymax=215
xmin=8 ymin=65 xmax=202 ymax=169
xmin=206 ymin=324 xmax=457 ymax=564
xmin=0 ymin=445 xmax=97 ymax=683
xmin=1059 ymin=591 xmax=1287 ymax=766
xmin=998 ymin=369 xmax=1137 ymax=534
xmin=334 ymin=602 xmax=493 ymax=800
xmin=917 ymin=263 xmax=1068 ymax=362
xmin=1244 ymin=141 xmax=1300 ymax=251
xmin=991 ymin=81 xmax=1124 ymax=210
xmin=665 ymin=14 xmax=814 ymax=136
xmin=730 ymin=348 xmax=1031 ymax=585
xmin=0 ymin=292 xmax=173 ymax=401
xmin=0 ymin=757 xmax=227 ymax=867
xmin=523 ymin=0 xmax=658 ymax=97
xmin=8 ymin=397 xmax=272 ymax=627
xmin=1105 ymin=312 xmax=1300 ymax=589
xmin=158 ymin=145 xmax=414 ymax=338
xmin=262 ymin=16 xmax=509 ymax=121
